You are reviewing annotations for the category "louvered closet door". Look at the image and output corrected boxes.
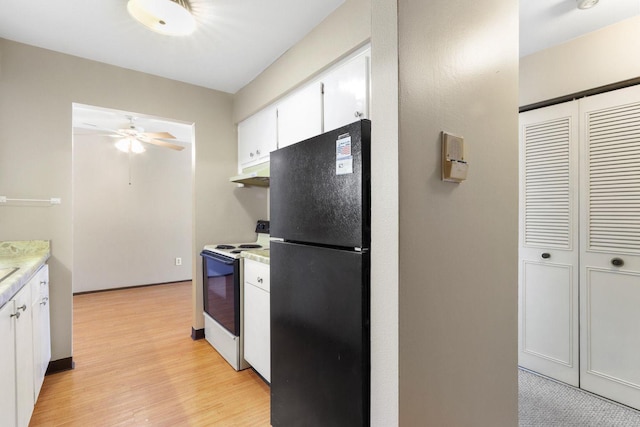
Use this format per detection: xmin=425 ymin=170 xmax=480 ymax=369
xmin=579 ymin=85 xmax=640 ymax=410
xmin=518 ymin=102 xmax=580 ymax=386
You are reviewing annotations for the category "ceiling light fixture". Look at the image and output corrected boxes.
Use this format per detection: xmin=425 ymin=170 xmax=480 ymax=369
xmin=127 ymin=0 xmax=196 ymax=36
xmin=115 ymin=138 xmax=146 ymax=154
xmin=576 ymin=0 xmax=599 ymax=10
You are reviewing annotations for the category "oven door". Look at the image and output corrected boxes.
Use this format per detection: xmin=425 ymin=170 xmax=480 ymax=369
xmin=200 ymin=250 xmax=240 ymax=336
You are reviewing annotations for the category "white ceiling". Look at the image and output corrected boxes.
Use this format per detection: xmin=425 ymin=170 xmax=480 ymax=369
xmin=520 ymin=0 xmax=640 ymax=57
xmin=72 ymin=104 xmax=194 ymax=147
xmin=0 ymin=0 xmax=345 ymax=94
xmin=1 ymin=1 xmax=638 ymax=93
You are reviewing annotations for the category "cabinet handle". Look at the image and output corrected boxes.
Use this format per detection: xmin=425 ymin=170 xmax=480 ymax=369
xmin=541 ymin=253 xmax=551 ymax=259
xmin=40 ymin=280 xmax=47 ymax=285
xmin=17 ymin=304 xmax=27 ymax=312
xmin=611 ymin=257 xmax=624 ymax=267
xmin=10 ymin=311 xmax=20 ymax=319
xmin=354 ymin=111 xmax=363 ymax=118
xmin=250 ymin=152 xmax=255 ymax=158
xmin=257 ymin=277 xmax=263 ymax=283
xmin=256 ymin=149 xmax=261 ymax=155
xmin=41 ymin=297 xmax=49 ymax=306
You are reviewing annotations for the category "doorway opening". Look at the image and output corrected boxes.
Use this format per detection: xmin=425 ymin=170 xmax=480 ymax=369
xmin=71 ymin=103 xmax=194 ymax=293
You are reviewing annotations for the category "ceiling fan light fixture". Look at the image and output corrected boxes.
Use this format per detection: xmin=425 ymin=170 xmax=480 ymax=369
xmin=115 ymin=138 xmax=146 ymax=154
xmin=576 ymin=0 xmax=599 ymax=10
xmin=127 ymin=0 xmax=196 ymax=36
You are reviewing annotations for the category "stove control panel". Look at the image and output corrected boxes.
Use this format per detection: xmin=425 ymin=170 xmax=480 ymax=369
xmin=255 ymin=220 xmax=270 ymax=234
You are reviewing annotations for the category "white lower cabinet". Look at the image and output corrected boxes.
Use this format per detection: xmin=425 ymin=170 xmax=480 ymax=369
xmin=243 ymin=259 xmax=270 ymax=382
xmin=14 ymin=284 xmax=34 ymax=427
xmin=0 ymin=263 xmax=50 ymax=427
xmin=31 ymin=264 xmax=50 ymax=400
xmin=0 ymin=298 xmax=17 ymax=427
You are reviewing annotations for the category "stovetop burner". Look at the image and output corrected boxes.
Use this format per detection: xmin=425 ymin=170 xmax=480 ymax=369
xmin=203 ymin=220 xmax=270 ymax=259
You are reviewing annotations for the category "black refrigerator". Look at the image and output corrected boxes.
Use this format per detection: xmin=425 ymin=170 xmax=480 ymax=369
xmin=270 ymin=119 xmax=371 ymax=427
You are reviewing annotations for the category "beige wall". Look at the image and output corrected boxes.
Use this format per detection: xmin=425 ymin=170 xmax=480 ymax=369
xmin=232 ymin=0 xmax=371 ymax=123
xmin=520 ymin=16 xmax=640 ymax=107
xmin=0 ymin=39 xmax=268 ymax=362
xmin=73 ymin=131 xmax=192 ymax=293
xmin=397 ymin=0 xmax=519 ymax=425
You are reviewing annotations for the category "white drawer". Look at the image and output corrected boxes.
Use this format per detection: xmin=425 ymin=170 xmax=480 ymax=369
xmin=244 ymin=259 xmax=270 ymax=292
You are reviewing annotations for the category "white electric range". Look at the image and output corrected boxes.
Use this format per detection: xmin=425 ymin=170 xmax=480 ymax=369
xmin=200 ymin=220 xmax=269 ymax=371
xmin=202 ymin=226 xmax=270 ymax=259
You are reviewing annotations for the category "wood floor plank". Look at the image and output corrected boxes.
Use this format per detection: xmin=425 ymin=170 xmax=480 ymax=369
xmin=30 ymin=281 xmax=270 ymax=426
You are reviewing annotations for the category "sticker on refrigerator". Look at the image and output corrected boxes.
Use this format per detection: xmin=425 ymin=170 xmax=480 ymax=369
xmin=336 ymin=134 xmax=353 ymax=175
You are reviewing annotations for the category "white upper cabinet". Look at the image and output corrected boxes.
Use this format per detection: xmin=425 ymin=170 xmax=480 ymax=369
xmin=237 ymin=105 xmax=278 ymax=169
xmin=277 ymin=81 xmax=323 ymax=148
xmin=235 ymin=45 xmax=371 ymax=167
xmin=322 ymin=52 xmax=370 ymax=133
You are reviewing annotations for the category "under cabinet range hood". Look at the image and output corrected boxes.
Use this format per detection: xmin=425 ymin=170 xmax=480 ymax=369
xmin=230 ymin=163 xmax=270 ymax=187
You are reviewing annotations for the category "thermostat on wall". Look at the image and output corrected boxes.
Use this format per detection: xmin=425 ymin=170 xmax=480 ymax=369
xmin=441 ymin=132 xmax=468 ymax=183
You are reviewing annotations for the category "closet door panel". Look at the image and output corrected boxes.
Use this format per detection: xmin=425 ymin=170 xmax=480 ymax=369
xmin=518 ymin=102 xmax=580 ymax=386
xmin=579 ymin=85 xmax=640 ymax=410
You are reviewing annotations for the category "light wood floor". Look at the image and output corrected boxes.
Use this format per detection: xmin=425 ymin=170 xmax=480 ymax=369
xmin=30 ymin=281 xmax=271 ymax=426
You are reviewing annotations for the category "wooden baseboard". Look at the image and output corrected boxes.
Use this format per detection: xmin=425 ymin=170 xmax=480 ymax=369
xmin=191 ymin=327 xmax=205 ymax=340
xmin=73 ymin=280 xmax=192 ymax=296
xmin=46 ymin=357 xmax=75 ymax=375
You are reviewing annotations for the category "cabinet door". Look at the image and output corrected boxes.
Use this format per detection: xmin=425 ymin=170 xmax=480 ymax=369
xmin=579 ymin=85 xmax=640 ymax=410
xmin=14 ymin=285 xmax=34 ymax=427
xmin=238 ymin=105 xmax=277 ymax=169
xmin=518 ymin=101 xmax=580 ymax=386
xmin=277 ymin=81 xmax=322 ymax=148
xmin=243 ymin=282 xmax=270 ymax=382
xmin=0 ymin=300 xmax=17 ymax=427
xmin=32 ymin=265 xmax=50 ymax=400
xmin=323 ymin=52 xmax=370 ymax=133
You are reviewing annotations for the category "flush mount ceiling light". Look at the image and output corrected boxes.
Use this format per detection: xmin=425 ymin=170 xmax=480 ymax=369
xmin=577 ymin=0 xmax=599 ymax=10
xmin=127 ymin=0 xmax=196 ymax=36
xmin=115 ymin=137 xmax=146 ymax=154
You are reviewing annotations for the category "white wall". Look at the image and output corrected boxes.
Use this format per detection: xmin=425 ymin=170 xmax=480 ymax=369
xmin=73 ymin=131 xmax=192 ymax=293
xmin=370 ymin=0 xmax=399 ymax=425
xmin=397 ymin=0 xmax=519 ymax=425
xmin=0 ymin=39 xmax=267 ymax=363
xmin=520 ymin=16 xmax=640 ymax=107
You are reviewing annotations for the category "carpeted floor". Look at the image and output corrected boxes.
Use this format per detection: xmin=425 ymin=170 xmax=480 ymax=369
xmin=519 ymin=368 xmax=640 ymax=426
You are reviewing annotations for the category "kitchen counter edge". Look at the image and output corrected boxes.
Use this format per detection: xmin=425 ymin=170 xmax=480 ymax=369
xmin=241 ymin=249 xmax=270 ymax=265
xmin=0 ymin=240 xmax=51 ymax=309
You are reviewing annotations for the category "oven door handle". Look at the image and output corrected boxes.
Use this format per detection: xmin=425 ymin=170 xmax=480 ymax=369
xmin=200 ymin=250 xmax=236 ymax=265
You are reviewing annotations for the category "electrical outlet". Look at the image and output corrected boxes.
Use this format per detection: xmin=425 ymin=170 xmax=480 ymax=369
xmin=175 ymin=257 xmax=182 ymax=266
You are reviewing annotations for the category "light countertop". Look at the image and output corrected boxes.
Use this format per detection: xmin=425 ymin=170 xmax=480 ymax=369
xmin=0 ymin=240 xmax=50 ymax=309
xmin=241 ymin=249 xmax=270 ymax=265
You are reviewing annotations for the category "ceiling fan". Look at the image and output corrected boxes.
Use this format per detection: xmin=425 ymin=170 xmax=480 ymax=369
xmin=83 ymin=116 xmax=185 ymax=153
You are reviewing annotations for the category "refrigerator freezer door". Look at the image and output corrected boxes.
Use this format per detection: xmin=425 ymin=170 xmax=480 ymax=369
xmin=270 ymin=119 xmax=371 ymax=249
xmin=270 ymin=240 xmax=370 ymax=427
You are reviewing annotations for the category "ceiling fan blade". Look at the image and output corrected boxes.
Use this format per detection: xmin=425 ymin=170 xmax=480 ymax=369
xmin=146 ymin=138 xmax=185 ymax=151
xmin=141 ymin=131 xmax=176 ymax=139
